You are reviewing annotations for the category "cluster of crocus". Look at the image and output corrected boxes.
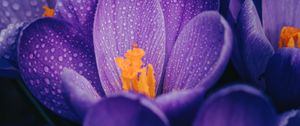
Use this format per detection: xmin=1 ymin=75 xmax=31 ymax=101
xmin=1 ymin=0 xmax=299 ymax=125
xmin=224 ymin=0 xmax=300 ymax=125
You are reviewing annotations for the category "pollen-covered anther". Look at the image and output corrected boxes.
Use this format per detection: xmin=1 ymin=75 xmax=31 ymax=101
xmin=115 ymin=43 xmax=156 ymax=98
xmin=279 ymin=26 xmax=300 ymax=48
xmin=42 ymin=5 xmax=55 ymax=17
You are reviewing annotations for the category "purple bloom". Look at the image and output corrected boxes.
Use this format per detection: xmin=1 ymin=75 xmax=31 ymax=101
xmin=193 ymin=84 xmax=278 ymax=126
xmin=0 ymin=0 xmax=51 ymax=77
xmin=225 ymin=0 xmax=300 ymax=112
xmin=17 ymin=0 xmax=233 ymax=125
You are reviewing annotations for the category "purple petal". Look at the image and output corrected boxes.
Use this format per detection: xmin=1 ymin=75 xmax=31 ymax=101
xmin=163 ymin=11 xmax=232 ymax=93
xmin=0 ymin=0 xmax=46 ymax=28
xmin=155 ymin=89 xmax=205 ymax=126
xmin=0 ymin=22 xmax=24 ymax=77
xmin=265 ymin=48 xmax=300 ymax=111
xmin=262 ymin=0 xmax=300 ymax=49
xmin=61 ymin=68 xmax=101 ymax=120
xmin=84 ymin=93 xmax=169 ymax=126
xmin=233 ymin=0 xmax=274 ymax=88
xmin=279 ymin=110 xmax=300 ymax=126
xmin=0 ymin=0 xmax=47 ymax=76
xmin=93 ymin=0 xmax=165 ymax=96
xmin=55 ymin=0 xmax=97 ymax=33
xmin=160 ymin=0 xmax=219 ymax=58
xmin=0 ymin=60 xmax=18 ymax=77
xmin=18 ymin=18 xmax=103 ymax=120
xmin=193 ymin=85 xmax=278 ymax=126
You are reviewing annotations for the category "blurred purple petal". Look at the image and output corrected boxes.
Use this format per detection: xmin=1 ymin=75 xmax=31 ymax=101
xmin=55 ymin=0 xmax=97 ymax=34
xmin=61 ymin=68 xmax=101 ymax=120
xmin=160 ymin=0 xmax=219 ymax=58
xmin=0 ymin=60 xmax=18 ymax=77
xmin=93 ymin=0 xmax=165 ymax=96
xmin=193 ymin=85 xmax=278 ymax=126
xmin=46 ymin=0 xmax=56 ymax=8
xmin=279 ymin=110 xmax=300 ymax=126
xmin=155 ymin=89 xmax=205 ymax=126
xmin=84 ymin=93 xmax=169 ymax=126
xmin=265 ymin=48 xmax=300 ymax=111
xmin=234 ymin=0 xmax=274 ymax=88
xmin=18 ymin=18 xmax=103 ymax=120
xmin=0 ymin=22 xmax=24 ymax=78
xmin=164 ymin=11 xmax=232 ymax=93
xmin=263 ymin=0 xmax=300 ymax=49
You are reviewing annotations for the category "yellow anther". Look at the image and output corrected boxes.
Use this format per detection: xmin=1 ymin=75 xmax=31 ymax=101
xmin=279 ymin=26 xmax=300 ymax=48
xmin=43 ymin=5 xmax=55 ymax=17
xmin=115 ymin=43 xmax=156 ymax=98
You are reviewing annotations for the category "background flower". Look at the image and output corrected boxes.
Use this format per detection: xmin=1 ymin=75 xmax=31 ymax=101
xmin=224 ymin=0 xmax=300 ymax=114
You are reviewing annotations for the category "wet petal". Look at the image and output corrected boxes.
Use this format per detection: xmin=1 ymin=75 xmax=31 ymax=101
xmin=164 ymin=11 xmax=232 ymax=93
xmin=262 ymin=0 xmax=300 ymax=49
xmin=265 ymin=48 xmax=300 ymax=111
xmin=55 ymin=0 xmax=97 ymax=33
xmin=155 ymin=89 xmax=205 ymax=126
xmin=61 ymin=68 xmax=101 ymax=120
xmin=0 ymin=0 xmax=46 ymax=28
xmin=160 ymin=0 xmax=219 ymax=58
xmin=234 ymin=0 xmax=274 ymax=88
xmin=93 ymin=0 xmax=165 ymax=96
xmin=0 ymin=0 xmax=47 ymax=76
xmin=18 ymin=18 xmax=103 ymax=120
xmin=279 ymin=110 xmax=300 ymax=126
xmin=193 ymin=85 xmax=278 ymax=126
xmin=0 ymin=22 xmax=24 ymax=77
xmin=84 ymin=93 xmax=169 ymax=126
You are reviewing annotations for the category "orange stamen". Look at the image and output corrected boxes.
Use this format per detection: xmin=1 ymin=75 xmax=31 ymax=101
xmin=115 ymin=43 xmax=156 ymax=98
xmin=279 ymin=26 xmax=300 ymax=48
xmin=43 ymin=5 xmax=55 ymax=17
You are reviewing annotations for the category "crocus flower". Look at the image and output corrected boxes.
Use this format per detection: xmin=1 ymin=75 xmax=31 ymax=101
xmin=224 ymin=0 xmax=300 ymax=112
xmin=193 ymin=84 xmax=278 ymax=126
xmin=0 ymin=0 xmax=55 ymax=77
xmin=18 ymin=0 xmax=232 ymax=125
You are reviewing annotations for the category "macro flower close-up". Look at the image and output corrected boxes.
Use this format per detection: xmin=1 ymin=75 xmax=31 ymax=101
xmin=0 ymin=0 xmax=299 ymax=126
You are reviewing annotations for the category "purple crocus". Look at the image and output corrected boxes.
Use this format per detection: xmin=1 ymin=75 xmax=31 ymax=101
xmin=225 ymin=0 xmax=300 ymax=113
xmin=193 ymin=84 xmax=278 ymax=126
xmin=0 ymin=0 xmax=53 ymax=77
xmin=17 ymin=0 xmax=233 ymax=125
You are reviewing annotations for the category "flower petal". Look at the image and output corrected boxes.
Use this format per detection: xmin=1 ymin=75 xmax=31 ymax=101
xmin=55 ymin=0 xmax=97 ymax=33
xmin=0 ymin=22 xmax=24 ymax=78
xmin=265 ymin=48 xmax=300 ymax=111
xmin=233 ymin=0 xmax=274 ymax=88
xmin=262 ymin=0 xmax=300 ymax=49
xmin=279 ymin=110 xmax=300 ymax=126
xmin=0 ymin=0 xmax=46 ymax=28
xmin=93 ymin=0 xmax=165 ymax=96
xmin=163 ymin=11 xmax=232 ymax=93
xmin=155 ymin=89 xmax=205 ymax=126
xmin=61 ymin=68 xmax=101 ymax=121
xmin=18 ymin=18 xmax=104 ymax=120
xmin=193 ymin=85 xmax=278 ymax=126
xmin=84 ymin=93 xmax=169 ymax=126
xmin=0 ymin=0 xmax=47 ymax=77
xmin=160 ymin=0 xmax=219 ymax=58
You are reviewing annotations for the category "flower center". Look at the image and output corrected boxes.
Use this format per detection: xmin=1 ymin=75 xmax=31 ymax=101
xmin=279 ymin=26 xmax=300 ymax=48
xmin=42 ymin=5 xmax=55 ymax=17
xmin=115 ymin=43 xmax=156 ymax=98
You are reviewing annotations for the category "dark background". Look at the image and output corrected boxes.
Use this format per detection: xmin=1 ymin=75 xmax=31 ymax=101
xmin=0 ymin=78 xmax=77 ymax=126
